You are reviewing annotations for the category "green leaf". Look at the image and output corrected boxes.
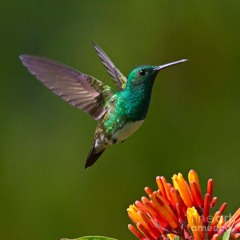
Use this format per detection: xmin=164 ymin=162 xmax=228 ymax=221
xmin=174 ymin=236 xmax=181 ymax=240
xmin=61 ymin=236 xmax=117 ymax=240
xmin=218 ymin=227 xmax=232 ymax=240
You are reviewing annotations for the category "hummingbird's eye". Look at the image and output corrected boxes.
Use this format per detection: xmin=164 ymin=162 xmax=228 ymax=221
xmin=139 ymin=70 xmax=146 ymax=76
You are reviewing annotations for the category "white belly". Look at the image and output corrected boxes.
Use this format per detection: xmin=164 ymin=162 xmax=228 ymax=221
xmin=113 ymin=120 xmax=144 ymax=142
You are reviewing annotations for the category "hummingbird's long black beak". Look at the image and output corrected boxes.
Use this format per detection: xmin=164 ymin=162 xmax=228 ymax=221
xmin=154 ymin=59 xmax=188 ymax=72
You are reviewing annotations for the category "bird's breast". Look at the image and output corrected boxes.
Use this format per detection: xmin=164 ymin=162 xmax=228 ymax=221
xmin=112 ymin=120 xmax=144 ymax=143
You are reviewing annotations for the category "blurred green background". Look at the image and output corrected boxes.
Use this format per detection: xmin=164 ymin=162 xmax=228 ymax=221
xmin=1 ymin=1 xmax=240 ymax=240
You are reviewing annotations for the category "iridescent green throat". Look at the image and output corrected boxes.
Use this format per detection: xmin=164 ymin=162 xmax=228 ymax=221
xmin=116 ymin=79 xmax=155 ymax=121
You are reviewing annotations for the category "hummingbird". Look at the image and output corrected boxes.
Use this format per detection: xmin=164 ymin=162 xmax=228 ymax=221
xmin=20 ymin=42 xmax=187 ymax=168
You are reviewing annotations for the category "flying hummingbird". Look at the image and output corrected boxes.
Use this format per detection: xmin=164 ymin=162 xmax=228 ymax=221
xmin=20 ymin=43 xmax=187 ymax=168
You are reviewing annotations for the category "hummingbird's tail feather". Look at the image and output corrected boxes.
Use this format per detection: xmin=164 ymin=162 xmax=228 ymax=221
xmin=85 ymin=145 xmax=105 ymax=169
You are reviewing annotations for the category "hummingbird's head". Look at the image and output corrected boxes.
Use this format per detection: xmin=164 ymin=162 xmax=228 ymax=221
xmin=127 ymin=59 xmax=188 ymax=89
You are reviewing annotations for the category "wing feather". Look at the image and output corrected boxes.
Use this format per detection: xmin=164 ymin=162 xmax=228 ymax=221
xmin=92 ymin=42 xmax=127 ymax=89
xmin=20 ymin=55 xmax=114 ymax=120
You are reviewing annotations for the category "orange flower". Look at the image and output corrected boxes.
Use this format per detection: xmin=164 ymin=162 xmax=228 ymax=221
xmin=187 ymin=207 xmax=204 ymax=240
xmin=127 ymin=170 xmax=240 ymax=240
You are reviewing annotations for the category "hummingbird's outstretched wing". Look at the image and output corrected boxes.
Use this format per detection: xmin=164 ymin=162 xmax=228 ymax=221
xmin=20 ymin=55 xmax=114 ymax=120
xmin=92 ymin=42 xmax=127 ymax=89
